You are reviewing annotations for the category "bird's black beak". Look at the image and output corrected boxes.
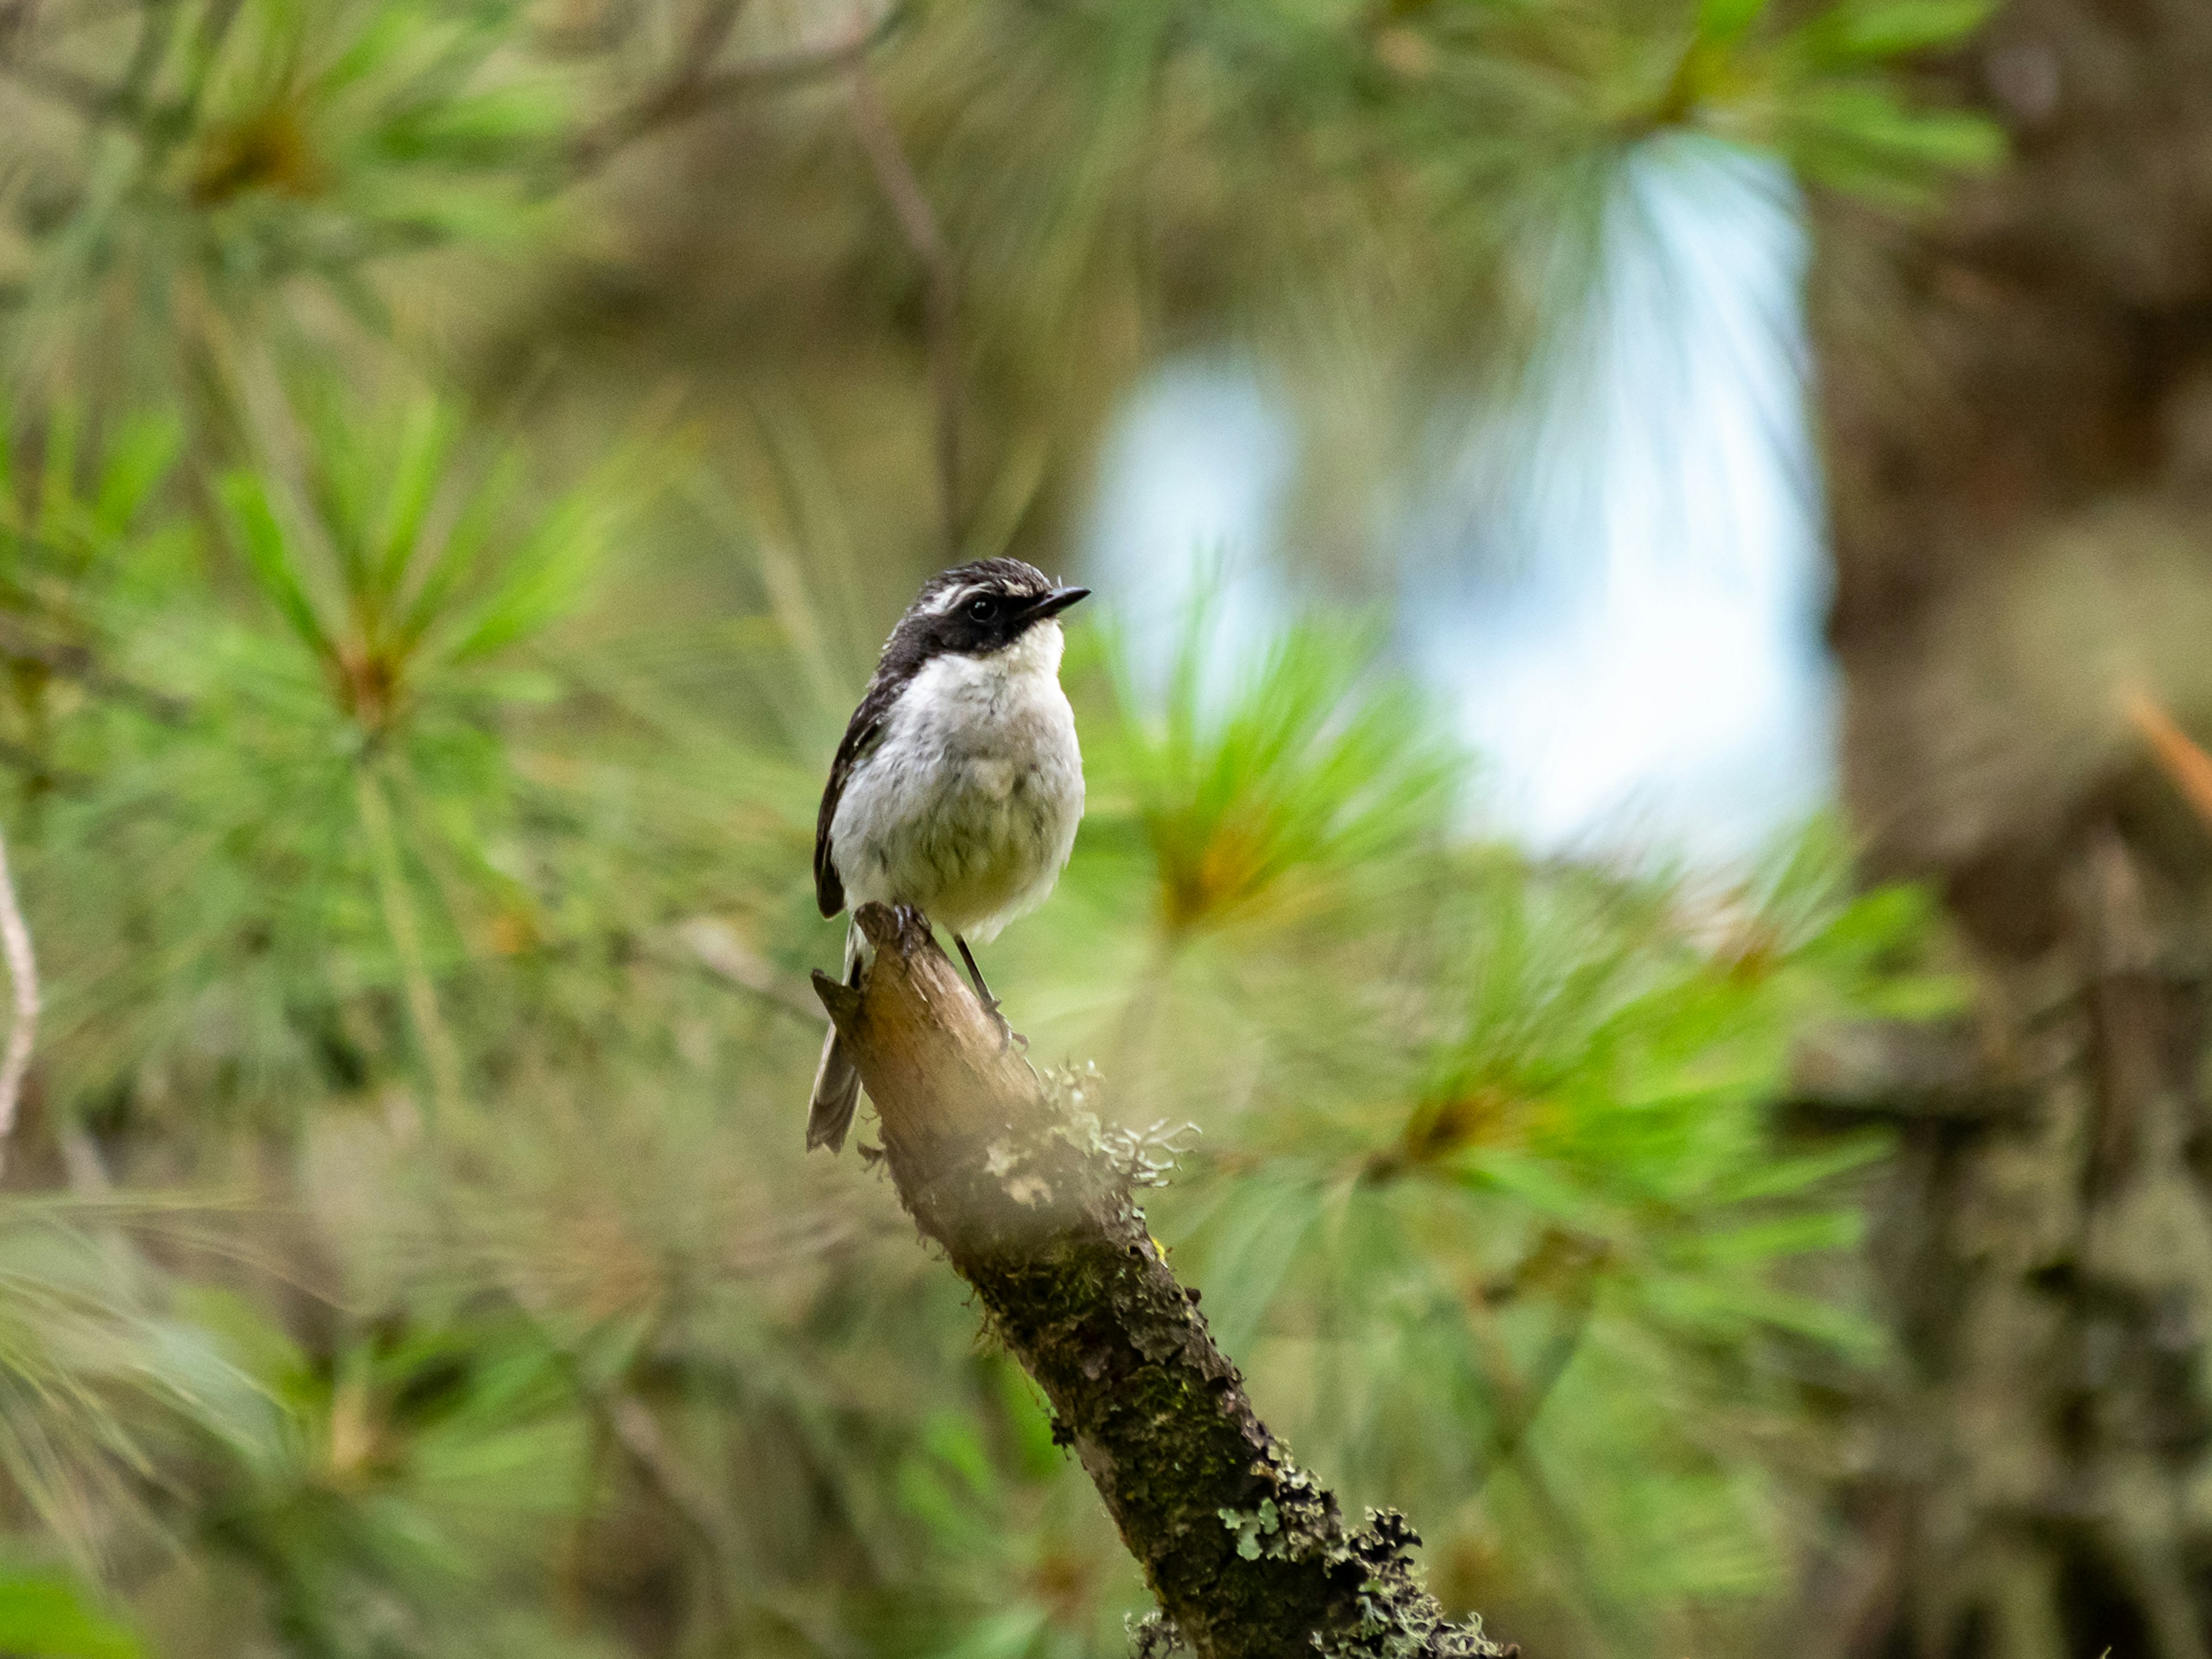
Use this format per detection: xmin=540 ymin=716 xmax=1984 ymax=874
xmin=1028 ymin=585 xmax=1090 ymax=620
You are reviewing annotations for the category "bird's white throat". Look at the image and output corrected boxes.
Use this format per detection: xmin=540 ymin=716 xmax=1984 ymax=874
xmin=897 ymin=618 xmax=1066 ymax=719
xmin=967 ymin=616 xmax=1064 ymax=681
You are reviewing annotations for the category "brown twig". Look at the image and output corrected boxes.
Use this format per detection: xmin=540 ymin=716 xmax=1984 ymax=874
xmin=509 ymin=1276 xmax=737 ymax=1633
xmin=0 ymin=823 xmax=39 ymax=1171
xmin=0 ymin=611 xmax=191 ymax=725
xmin=847 ymin=67 xmax=963 ymax=555
xmin=2124 ymin=687 xmax=2212 ymax=828
xmin=563 ymin=0 xmax=749 ymax=176
xmin=604 ymin=1390 xmax=736 ymax=1628
xmin=672 ymin=915 xmax=823 ymax=1022
xmin=562 ymin=6 xmax=901 ymax=183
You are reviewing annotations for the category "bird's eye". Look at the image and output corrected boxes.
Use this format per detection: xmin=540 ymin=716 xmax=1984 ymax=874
xmin=967 ymin=595 xmax=997 ymax=622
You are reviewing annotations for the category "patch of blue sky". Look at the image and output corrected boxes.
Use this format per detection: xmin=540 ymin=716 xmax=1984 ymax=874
xmin=1079 ymin=356 xmax=1297 ymax=709
xmin=1081 ymin=134 xmax=1834 ymax=869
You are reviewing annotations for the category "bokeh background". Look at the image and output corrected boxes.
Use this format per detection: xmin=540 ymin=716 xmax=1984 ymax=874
xmin=0 ymin=2 xmax=2203 ymax=1657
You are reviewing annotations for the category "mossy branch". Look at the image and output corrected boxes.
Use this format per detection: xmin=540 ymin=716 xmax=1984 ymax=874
xmin=812 ymin=902 xmax=1508 ymax=1659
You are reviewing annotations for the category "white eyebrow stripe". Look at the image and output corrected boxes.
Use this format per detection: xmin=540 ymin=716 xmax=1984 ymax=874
xmin=921 ymin=584 xmax=975 ymax=616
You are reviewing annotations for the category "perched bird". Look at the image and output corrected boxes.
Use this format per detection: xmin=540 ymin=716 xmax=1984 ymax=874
xmin=807 ymin=558 xmax=1090 ymax=1152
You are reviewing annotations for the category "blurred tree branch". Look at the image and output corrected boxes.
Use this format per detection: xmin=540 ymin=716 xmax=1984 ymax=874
xmin=0 ymin=610 xmax=189 ymax=725
xmin=2126 ymin=688 xmax=2212 ymax=829
xmin=673 ymin=914 xmax=824 ymax=1022
xmin=562 ymin=4 xmax=906 ymax=183
xmin=812 ymin=902 xmax=1503 ymax=1659
xmin=847 ymin=63 xmax=963 ymax=555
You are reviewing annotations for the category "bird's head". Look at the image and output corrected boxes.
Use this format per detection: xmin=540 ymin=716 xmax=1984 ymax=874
xmin=901 ymin=558 xmax=1090 ymax=660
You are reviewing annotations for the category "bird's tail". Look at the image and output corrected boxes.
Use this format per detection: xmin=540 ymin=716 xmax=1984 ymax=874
xmin=806 ymin=924 xmax=864 ymax=1153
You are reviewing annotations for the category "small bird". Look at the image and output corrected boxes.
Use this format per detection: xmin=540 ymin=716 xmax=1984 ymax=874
xmin=807 ymin=558 xmax=1090 ymax=1152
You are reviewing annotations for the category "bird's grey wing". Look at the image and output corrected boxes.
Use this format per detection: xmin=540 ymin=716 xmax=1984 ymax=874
xmin=814 ymin=680 xmax=896 ymax=918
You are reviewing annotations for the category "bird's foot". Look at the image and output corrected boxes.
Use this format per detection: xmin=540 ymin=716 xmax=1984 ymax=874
xmin=978 ymin=996 xmax=1028 ymax=1052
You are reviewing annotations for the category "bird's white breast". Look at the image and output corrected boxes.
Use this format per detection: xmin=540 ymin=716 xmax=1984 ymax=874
xmin=831 ymin=622 xmax=1084 ymax=941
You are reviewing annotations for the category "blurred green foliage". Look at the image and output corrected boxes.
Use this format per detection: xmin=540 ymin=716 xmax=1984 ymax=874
xmin=0 ymin=1 xmax=1989 ymax=1656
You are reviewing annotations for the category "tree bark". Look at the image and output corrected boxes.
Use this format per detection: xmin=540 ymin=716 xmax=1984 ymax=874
xmin=812 ymin=902 xmax=1505 ymax=1659
xmin=1808 ymin=3 xmax=2212 ymax=1656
